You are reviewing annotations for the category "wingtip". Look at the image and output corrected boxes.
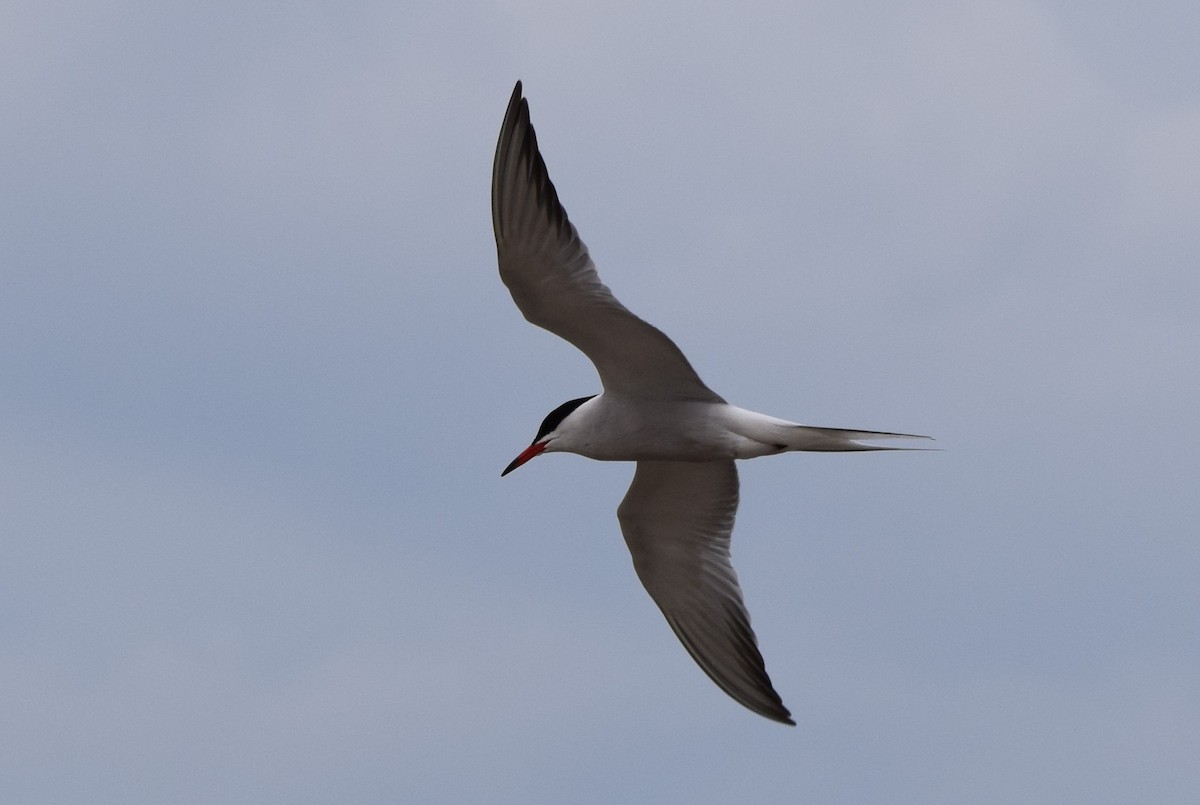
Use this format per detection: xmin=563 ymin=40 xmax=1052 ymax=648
xmin=743 ymin=699 xmax=795 ymax=726
xmin=758 ymin=699 xmax=796 ymax=726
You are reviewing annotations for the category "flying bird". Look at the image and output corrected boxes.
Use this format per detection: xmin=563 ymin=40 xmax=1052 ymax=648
xmin=492 ymin=81 xmax=929 ymax=725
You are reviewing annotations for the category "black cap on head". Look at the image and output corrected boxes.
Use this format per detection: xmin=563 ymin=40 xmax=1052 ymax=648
xmin=532 ymin=395 xmax=596 ymax=442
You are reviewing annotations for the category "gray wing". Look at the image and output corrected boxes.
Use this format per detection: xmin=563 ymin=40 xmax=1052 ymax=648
xmin=617 ymin=460 xmax=794 ymax=725
xmin=491 ymin=82 xmax=721 ymax=402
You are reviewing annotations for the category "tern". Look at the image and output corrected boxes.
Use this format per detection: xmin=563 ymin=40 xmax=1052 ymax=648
xmin=493 ymin=81 xmax=929 ymax=725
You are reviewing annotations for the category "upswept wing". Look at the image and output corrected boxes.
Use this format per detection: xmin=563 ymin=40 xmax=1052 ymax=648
xmin=617 ymin=459 xmax=794 ymax=725
xmin=491 ymin=82 xmax=720 ymax=402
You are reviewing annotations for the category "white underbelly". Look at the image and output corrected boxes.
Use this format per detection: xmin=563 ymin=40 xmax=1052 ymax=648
xmin=570 ymin=399 xmax=784 ymax=462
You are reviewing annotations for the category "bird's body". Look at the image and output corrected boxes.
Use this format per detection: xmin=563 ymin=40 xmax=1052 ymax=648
xmin=492 ymin=82 xmax=929 ymax=725
xmin=533 ymin=396 xmax=911 ymax=462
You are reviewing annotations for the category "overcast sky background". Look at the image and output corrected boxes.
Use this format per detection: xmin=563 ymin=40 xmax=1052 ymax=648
xmin=3 ymin=1 xmax=1198 ymax=803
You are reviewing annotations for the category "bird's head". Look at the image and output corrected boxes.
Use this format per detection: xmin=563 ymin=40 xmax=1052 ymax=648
xmin=501 ymin=395 xmax=597 ymax=476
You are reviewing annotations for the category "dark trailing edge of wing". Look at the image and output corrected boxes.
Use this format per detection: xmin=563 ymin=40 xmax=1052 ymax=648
xmin=665 ymin=610 xmax=795 ymax=726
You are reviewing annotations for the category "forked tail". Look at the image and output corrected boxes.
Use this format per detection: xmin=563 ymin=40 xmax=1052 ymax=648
xmin=724 ymin=406 xmax=934 ymax=455
xmin=779 ymin=424 xmax=934 ymax=452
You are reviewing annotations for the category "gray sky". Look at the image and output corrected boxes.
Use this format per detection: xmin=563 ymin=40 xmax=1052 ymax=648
xmin=3 ymin=1 xmax=1198 ymax=802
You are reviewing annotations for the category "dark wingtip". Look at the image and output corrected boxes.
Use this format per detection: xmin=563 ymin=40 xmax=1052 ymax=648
xmin=760 ymin=698 xmax=795 ymax=726
xmin=492 ymin=79 xmax=573 ymax=243
xmin=755 ymin=699 xmax=795 ymax=726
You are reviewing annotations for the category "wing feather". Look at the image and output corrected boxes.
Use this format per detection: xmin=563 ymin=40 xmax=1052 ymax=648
xmin=617 ymin=460 xmax=794 ymax=725
xmin=491 ymin=82 xmax=720 ymax=402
